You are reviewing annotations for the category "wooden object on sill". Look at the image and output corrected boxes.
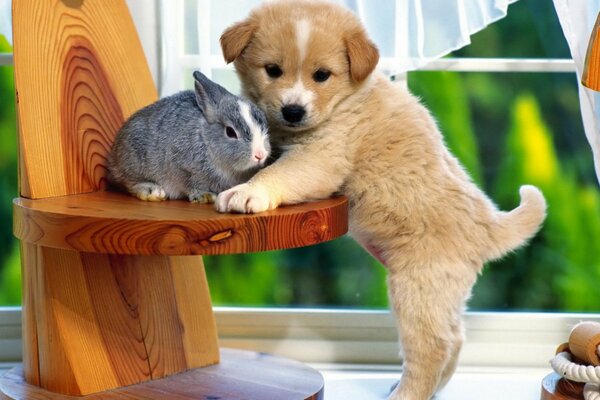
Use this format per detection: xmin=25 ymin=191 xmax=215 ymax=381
xmin=541 ymin=373 xmax=584 ymax=400
xmin=9 ymin=0 xmax=346 ymax=398
xmin=582 ymin=12 xmax=600 ymax=91
xmin=540 ymin=322 xmax=600 ymax=400
xmin=0 ymin=348 xmax=324 ymax=400
xmin=569 ymin=321 xmax=600 ymax=366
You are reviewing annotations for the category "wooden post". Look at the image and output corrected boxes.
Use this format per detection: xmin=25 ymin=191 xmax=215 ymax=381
xmin=21 ymin=246 xmax=219 ymax=395
xmin=9 ymin=0 xmax=222 ymax=394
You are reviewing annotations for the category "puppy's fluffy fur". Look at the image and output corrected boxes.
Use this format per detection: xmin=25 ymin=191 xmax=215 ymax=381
xmin=218 ymin=1 xmax=547 ymax=399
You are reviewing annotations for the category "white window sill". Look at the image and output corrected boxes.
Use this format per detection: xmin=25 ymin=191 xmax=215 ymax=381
xmin=0 ymin=307 xmax=596 ymax=366
xmin=0 ymin=306 xmax=589 ymax=399
xmin=0 ymin=363 xmax=546 ymax=399
xmin=317 ymin=365 xmax=546 ymax=400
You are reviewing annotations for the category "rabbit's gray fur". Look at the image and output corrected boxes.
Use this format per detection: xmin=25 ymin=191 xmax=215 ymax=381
xmin=108 ymin=71 xmax=271 ymax=203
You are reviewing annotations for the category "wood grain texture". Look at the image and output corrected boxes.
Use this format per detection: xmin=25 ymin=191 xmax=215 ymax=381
xmin=0 ymin=349 xmax=323 ymax=400
xmin=18 ymin=243 xmax=39 ymax=387
xmin=19 ymin=246 xmax=219 ymax=396
xmin=12 ymin=0 xmax=343 ymax=398
xmin=12 ymin=0 xmax=157 ymax=199
xmin=14 ymin=191 xmax=349 ymax=255
xmin=583 ymin=12 xmax=600 ymax=91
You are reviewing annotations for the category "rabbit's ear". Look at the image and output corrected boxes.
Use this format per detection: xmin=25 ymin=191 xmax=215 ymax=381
xmin=193 ymin=71 xmax=227 ymax=122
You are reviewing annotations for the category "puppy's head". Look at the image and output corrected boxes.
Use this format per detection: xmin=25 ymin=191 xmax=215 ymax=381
xmin=220 ymin=0 xmax=379 ymax=133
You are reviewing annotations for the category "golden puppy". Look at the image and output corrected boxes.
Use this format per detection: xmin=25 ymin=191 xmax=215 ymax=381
xmin=218 ymin=1 xmax=546 ymax=399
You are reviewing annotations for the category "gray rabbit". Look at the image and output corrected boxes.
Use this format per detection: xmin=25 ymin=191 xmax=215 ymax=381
xmin=108 ymin=71 xmax=271 ymax=203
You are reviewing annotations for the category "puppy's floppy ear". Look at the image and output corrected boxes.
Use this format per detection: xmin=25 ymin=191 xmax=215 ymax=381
xmin=220 ymin=19 xmax=257 ymax=63
xmin=345 ymin=29 xmax=379 ymax=82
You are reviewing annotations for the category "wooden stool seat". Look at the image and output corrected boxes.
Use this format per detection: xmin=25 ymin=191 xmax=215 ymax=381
xmin=13 ymin=191 xmax=348 ymax=256
xmin=8 ymin=192 xmax=344 ymax=398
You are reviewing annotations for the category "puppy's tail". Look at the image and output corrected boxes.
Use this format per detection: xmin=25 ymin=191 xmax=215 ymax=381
xmin=487 ymin=185 xmax=547 ymax=260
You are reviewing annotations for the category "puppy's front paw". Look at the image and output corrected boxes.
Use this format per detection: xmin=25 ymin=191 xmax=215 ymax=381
xmin=216 ymin=184 xmax=274 ymax=214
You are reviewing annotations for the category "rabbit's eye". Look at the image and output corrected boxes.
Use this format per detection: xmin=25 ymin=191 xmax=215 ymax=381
xmin=313 ymin=69 xmax=331 ymax=82
xmin=225 ymin=126 xmax=238 ymax=139
xmin=265 ymin=64 xmax=283 ymax=78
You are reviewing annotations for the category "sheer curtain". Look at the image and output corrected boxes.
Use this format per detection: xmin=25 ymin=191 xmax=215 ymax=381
xmin=0 ymin=0 xmax=521 ymax=73
xmin=158 ymin=0 xmax=518 ymax=95
xmin=553 ymin=1 xmax=600 ymax=185
xmin=375 ymin=0 xmax=519 ymax=73
xmin=0 ymin=0 xmax=11 ymax=44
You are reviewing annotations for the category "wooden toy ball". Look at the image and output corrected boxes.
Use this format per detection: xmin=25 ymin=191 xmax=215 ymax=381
xmin=541 ymin=321 xmax=600 ymax=400
xmin=569 ymin=321 xmax=600 ymax=366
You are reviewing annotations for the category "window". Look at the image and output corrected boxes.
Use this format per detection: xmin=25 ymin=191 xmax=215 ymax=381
xmin=1 ymin=0 xmax=599 ymax=373
xmin=1 ymin=0 xmax=599 ymax=349
xmin=407 ymin=1 xmax=598 ymax=312
xmin=153 ymin=0 xmax=600 ymax=311
xmin=0 ymin=38 xmax=18 ymax=306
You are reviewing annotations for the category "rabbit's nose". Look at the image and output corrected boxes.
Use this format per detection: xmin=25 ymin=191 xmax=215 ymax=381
xmin=281 ymin=104 xmax=306 ymax=123
xmin=254 ymin=150 xmax=267 ymax=163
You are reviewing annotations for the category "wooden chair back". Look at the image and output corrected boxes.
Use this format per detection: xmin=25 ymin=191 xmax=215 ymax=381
xmin=12 ymin=0 xmax=157 ymax=199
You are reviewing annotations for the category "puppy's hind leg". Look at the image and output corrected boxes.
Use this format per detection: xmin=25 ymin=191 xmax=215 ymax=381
xmin=387 ymin=262 xmax=475 ymax=400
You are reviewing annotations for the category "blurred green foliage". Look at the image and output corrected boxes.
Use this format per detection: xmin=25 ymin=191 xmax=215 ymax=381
xmin=205 ymin=236 xmax=387 ymax=307
xmin=406 ymin=0 xmax=600 ymax=312
xmin=490 ymin=94 xmax=600 ymax=311
xmin=0 ymin=35 xmax=20 ymax=306
xmin=1 ymin=1 xmax=599 ymax=311
xmin=408 ymin=71 xmax=482 ymax=185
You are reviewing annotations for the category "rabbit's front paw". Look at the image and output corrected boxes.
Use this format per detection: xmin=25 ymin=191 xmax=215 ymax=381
xmin=131 ymin=182 xmax=167 ymax=201
xmin=215 ymin=183 xmax=273 ymax=214
xmin=189 ymin=191 xmax=217 ymax=204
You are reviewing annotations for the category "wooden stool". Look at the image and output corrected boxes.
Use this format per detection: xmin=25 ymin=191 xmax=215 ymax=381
xmin=2 ymin=1 xmax=348 ymax=398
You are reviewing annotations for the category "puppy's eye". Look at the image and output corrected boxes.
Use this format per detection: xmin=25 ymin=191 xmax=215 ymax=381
xmin=225 ymin=126 xmax=238 ymax=139
xmin=313 ymin=69 xmax=331 ymax=82
xmin=265 ymin=64 xmax=283 ymax=78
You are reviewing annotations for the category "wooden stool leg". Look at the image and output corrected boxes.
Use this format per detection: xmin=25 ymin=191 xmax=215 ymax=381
xmin=19 ymin=244 xmax=219 ymax=396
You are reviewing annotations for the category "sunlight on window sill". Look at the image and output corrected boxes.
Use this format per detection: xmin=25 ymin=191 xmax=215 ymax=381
xmin=317 ymin=365 xmax=546 ymax=400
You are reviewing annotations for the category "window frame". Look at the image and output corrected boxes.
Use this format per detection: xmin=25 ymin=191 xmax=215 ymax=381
xmin=406 ymin=57 xmax=575 ymax=73
xmin=0 ymin=2 xmax=592 ymax=369
xmin=0 ymin=53 xmax=12 ymax=66
xmin=0 ymin=306 xmax=596 ymax=368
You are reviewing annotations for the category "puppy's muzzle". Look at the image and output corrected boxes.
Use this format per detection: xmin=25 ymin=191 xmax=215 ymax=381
xmin=281 ymin=104 xmax=306 ymax=124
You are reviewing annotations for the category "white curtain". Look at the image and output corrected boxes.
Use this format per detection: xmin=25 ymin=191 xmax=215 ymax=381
xmin=0 ymin=0 xmax=520 ymax=69
xmin=0 ymin=0 xmax=11 ymax=45
xmin=553 ymin=0 xmax=600 ymax=185
xmin=0 ymin=0 xmax=519 ymax=90
xmin=374 ymin=0 xmax=519 ymax=73
xmin=158 ymin=0 xmax=518 ymax=95
xmin=298 ymin=0 xmax=519 ymax=74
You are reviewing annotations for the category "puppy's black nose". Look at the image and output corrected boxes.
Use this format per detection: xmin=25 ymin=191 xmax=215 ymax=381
xmin=281 ymin=104 xmax=306 ymax=123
